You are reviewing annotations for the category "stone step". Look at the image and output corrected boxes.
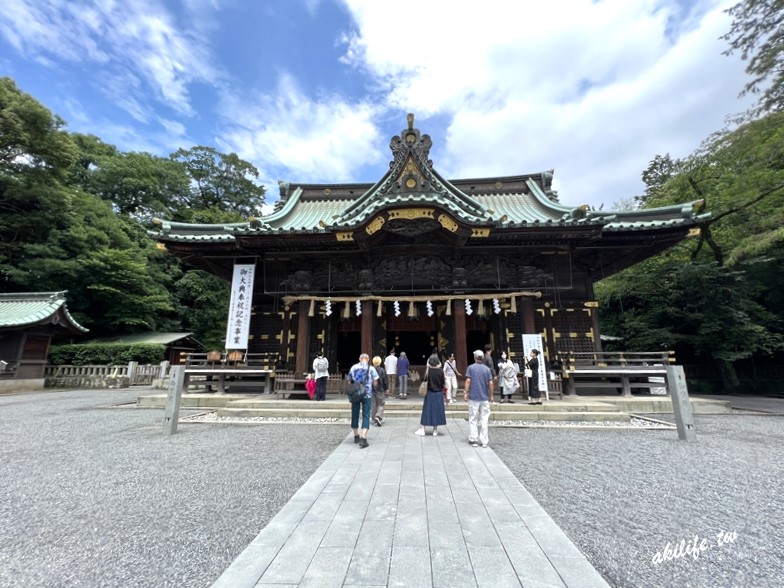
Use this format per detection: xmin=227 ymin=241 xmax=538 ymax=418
xmin=222 ymin=398 xmax=621 ymax=413
xmin=214 ymin=407 xmax=630 ymax=422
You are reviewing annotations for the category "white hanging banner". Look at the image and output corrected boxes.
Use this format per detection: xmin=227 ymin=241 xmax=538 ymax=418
xmin=522 ymin=334 xmax=547 ymax=393
xmin=225 ymin=264 xmax=255 ymax=350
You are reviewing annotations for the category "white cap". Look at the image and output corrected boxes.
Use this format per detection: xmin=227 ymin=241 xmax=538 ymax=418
xmin=473 ymin=350 xmax=484 ymax=359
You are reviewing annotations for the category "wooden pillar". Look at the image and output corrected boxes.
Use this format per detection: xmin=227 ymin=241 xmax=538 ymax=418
xmin=454 ymin=299 xmax=468 ymax=372
xmin=521 ymin=298 xmax=536 ymax=334
xmin=361 ymin=300 xmax=373 ymax=356
xmin=295 ymin=301 xmax=309 ymax=375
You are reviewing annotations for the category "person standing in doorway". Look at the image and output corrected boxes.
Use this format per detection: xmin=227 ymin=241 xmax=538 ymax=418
xmin=444 ymin=352 xmax=461 ymax=404
xmin=526 ymin=349 xmax=542 ymax=405
xmin=384 ymin=349 xmax=398 ymax=398
xmin=371 ymin=356 xmax=389 ymax=427
xmin=348 ymin=353 xmax=379 ymax=448
xmin=312 ymin=351 xmax=329 ymax=401
xmin=464 ymin=349 xmax=494 ymax=447
xmin=397 ymin=351 xmax=410 ymax=398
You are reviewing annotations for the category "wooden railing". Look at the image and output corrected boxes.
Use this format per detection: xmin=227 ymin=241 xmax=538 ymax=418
xmin=561 ymin=351 xmax=676 ymax=396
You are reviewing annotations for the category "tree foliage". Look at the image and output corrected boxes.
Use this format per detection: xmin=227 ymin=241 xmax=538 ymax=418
xmin=723 ymin=0 xmax=784 ymax=114
xmin=598 ymin=112 xmax=784 ymax=389
xmin=170 ymin=145 xmax=265 ymax=219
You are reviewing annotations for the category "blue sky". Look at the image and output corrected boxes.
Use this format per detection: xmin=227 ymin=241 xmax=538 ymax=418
xmin=1 ymin=0 xmax=753 ymax=211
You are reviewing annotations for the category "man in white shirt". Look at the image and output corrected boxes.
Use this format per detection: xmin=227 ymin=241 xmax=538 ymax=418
xmin=384 ymin=349 xmax=398 ymax=398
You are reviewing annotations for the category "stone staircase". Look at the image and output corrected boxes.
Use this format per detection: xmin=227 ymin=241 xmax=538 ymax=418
xmin=135 ymin=392 xmax=732 ymax=422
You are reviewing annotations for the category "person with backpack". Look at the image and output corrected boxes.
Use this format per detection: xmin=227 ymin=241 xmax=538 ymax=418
xmin=312 ymin=351 xmax=329 ymax=401
xmin=348 ymin=353 xmax=379 ymax=448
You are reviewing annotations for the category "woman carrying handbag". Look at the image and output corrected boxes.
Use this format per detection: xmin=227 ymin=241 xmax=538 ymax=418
xmin=415 ymin=356 xmax=447 ymax=437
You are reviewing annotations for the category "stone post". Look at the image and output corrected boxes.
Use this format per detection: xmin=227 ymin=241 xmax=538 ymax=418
xmin=666 ymin=365 xmax=696 ymax=441
xmin=163 ymin=366 xmax=185 ymax=435
xmin=158 ymin=361 xmax=170 ymax=379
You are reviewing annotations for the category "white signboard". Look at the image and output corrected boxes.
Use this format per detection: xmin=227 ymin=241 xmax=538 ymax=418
xmin=522 ymin=333 xmax=547 ymax=394
xmin=225 ymin=264 xmax=255 ymax=350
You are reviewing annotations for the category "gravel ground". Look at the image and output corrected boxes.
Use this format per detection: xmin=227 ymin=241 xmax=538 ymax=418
xmin=0 ymin=389 xmax=347 ymax=588
xmin=3 ymin=389 xmax=780 ymax=588
xmin=493 ymin=414 xmax=784 ymax=588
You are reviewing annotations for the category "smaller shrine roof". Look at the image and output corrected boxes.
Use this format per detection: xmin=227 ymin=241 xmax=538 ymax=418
xmin=90 ymin=332 xmax=203 ymax=347
xmin=0 ymin=292 xmax=88 ymax=333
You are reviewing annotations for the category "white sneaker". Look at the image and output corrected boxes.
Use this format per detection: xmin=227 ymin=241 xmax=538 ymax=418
xmin=432 ymin=430 xmax=439 ymax=437
xmin=414 ymin=429 xmax=426 ymax=436
xmin=481 ymin=443 xmax=489 ymax=448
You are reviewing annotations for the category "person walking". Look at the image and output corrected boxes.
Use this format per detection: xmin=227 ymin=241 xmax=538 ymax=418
xmin=444 ymin=352 xmax=461 ymax=404
xmin=526 ymin=349 xmax=542 ymax=405
xmin=415 ymin=355 xmax=447 ymax=436
xmin=497 ymin=351 xmax=519 ymax=403
xmin=371 ymin=356 xmax=389 ymax=427
xmin=397 ymin=351 xmax=410 ymax=398
xmin=348 ymin=353 xmax=379 ymax=448
xmin=384 ymin=349 xmax=398 ymax=398
xmin=312 ymin=351 xmax=329 ymax=401
xmin=483 ymin=343 xmax=497 ymax=387
xmin=464 ymin=349 xmax=494 ymax=447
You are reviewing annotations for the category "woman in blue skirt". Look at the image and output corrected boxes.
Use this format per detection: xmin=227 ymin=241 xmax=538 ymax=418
xmin=415 ymin=355 xmax=447 ymax=436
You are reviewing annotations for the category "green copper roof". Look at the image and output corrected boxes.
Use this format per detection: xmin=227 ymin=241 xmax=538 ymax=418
xmin=0 ymin=291 xmax=88 ymax=332
xmin=150 ymin=116 xmax=709 ymax=243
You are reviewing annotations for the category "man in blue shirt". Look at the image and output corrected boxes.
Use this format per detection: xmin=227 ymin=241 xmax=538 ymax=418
xmin=463 ymin=349 xmax=494 ymax=447
xmin=348 ymin=353 xmax=379 ymax=448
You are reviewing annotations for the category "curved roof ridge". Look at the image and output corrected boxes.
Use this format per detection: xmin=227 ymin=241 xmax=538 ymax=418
xmin=0 ymin=291 xmax=88 ymax=332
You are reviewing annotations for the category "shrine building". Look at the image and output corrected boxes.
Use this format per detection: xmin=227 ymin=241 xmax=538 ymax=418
xmin=150 ymin=115 xmax=707 ymax=376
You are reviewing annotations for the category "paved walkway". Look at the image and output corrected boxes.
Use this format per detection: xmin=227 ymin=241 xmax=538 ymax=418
xmin=212 ymin=417 xmax=609 ymax=588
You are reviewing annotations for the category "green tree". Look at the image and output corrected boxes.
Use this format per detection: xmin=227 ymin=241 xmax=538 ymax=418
xmin=170 ymin=145 xmax=265 ymax=218
xmin=1 ymin=77 xmax=78 ymax=289
xmin=598 ymin=112 xmax=784 ymax=390
xmin=88 ymin=150 xmax=191 ymax=218
xmin=723 ymin=0 xmax=784 ymax=114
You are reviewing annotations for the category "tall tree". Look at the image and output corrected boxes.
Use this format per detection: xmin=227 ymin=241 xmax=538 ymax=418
xmin=170 ymin=145 xmax=265 ymax=218
xmin=598 ymin=112 xmax=784 ymax=390
xmin=723 ymin=0 xmax=784 ymax=114
xmin=1 ymin=77 xmax=78 ymax=289
xmin=88 ymin=151 xmax=191 ymax=219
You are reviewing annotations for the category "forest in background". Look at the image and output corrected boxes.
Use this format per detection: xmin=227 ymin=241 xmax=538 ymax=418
xmin=2 ymin=0 xmax=783 ymax=392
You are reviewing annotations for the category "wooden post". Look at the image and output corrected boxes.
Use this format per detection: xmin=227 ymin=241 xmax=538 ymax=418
xmin=454 ymin=300 xmax=467 ymax=374
xmin=295 ymin=301 xmax=309 ymax=376
xmin=361 ymin=300 xmax=373 ymax=356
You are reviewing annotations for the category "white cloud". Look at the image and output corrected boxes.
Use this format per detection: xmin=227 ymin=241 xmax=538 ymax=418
xmin=0 ymin=0 xmax=220 ymax=120
xmin=336 ymin=0 xmax=753 ymax=206
xmin=216 ymin=73 xmax=386 ymax=191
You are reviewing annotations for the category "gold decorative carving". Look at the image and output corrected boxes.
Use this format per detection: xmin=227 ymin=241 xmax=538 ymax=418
xmin=406 ymin=178 xmax=417 ymax=188
xmin=584 ymin=301 xmax=599 ymax=308
xmin=155 ymin=243 xmax=167 ymax=250
xmin=470 ymin=228 xmax=490 ymax=238
xmin=687 ymin=227 xmax=701 ymax=237
xmin=366 ymin=216 xmax=385 ymax=235
xmin=437 ymin=214 xmax=458 ymax=232
xmin=495 ymin=181 xmax=503 ymax=189
xmin=335 ymin=232 xmax=354 ymax=241
xmin=323 ymin=188 xmax=331 ymax=195
xmin=388 ymin=208 xmax=435 ymax=220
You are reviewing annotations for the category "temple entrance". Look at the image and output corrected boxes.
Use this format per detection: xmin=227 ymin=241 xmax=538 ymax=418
xmin=387 ymin=331 xmax=436 ymax=367
xmin=336 ymin=331 xmax=360 ymax=375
